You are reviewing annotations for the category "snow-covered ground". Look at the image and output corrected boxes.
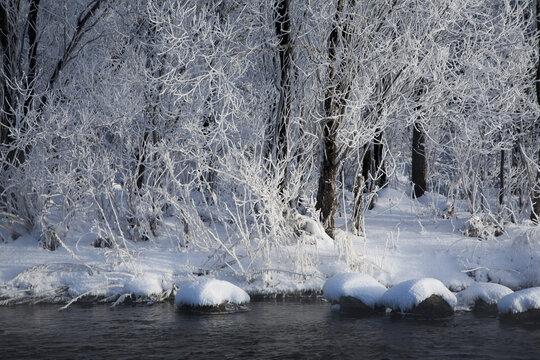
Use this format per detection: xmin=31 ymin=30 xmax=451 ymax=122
xmin=1 ymin=186 xmax=539 ymax=306
xmin=360 ymin=188 xmax=540 ymax=291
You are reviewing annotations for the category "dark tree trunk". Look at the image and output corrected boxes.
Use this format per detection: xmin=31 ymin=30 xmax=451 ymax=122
xmin=499 ymin=149 xmax=505 ymax=208
xmin=316 ymin=0 xmax=351 ymax=239
xmin=23 ymin=0 xmax=40 ymax=116
xmin=532 ymin=149 xmax=540 ymax=224
xmin=316 ymin=121 xmax=340 ymax=238
xmin=532 ymin=1 xmax=540 ymax=224
xmin=352 ymin=145 xmax=369 ymax=233
xmin=40 ymin=0 xmax=106 ymax=111
xmin=352 ymin=173 xmax=364 ymax=236
xmin=411 ymin=122 xmax=427 ymax=198
xmin=373 ymin=130 xmax=387 ymax=188
xmin=0 ymin=2 xmax=18 ymax=167
xmin=135 ymin=132 xmax=149 ymax=191
xmin=274 ymin=0 xmax=292 ymax=194
xmin=362 ymin=143 xmax=371 ymax=187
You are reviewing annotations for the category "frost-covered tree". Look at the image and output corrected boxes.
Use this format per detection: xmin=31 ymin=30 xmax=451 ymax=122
xmin=426 ymin=0 xmax=538 ymax=226
xmin=0 ymin=0 xmax=114 ymax=247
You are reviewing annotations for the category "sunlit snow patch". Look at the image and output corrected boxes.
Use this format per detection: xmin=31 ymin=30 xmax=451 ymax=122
xmin=0 ymin=263 xmax=109 ymax=305
xmin=175 ymin=278 xmax=250 ymax=313
xmin=323 ymin=273 xmax=386 ymax=313
xmin=498 ymin=287 xmax=540 ymax=321
xmin=456 ymin=282 xmax=513 ymax=312
xmin=381 ymin=278 xmax=457 ymax=318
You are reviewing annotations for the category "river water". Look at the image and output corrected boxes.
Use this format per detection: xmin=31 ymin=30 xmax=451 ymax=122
xmin=1 ymin=299 xmax=539 ymax=359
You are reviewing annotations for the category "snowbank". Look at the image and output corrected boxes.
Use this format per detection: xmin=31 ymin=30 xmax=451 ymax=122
xmin=0 ymin=263 xmax=172 ymax=305
xmin=322 ymin=273 xmax=386 ymax=308
xmin=497 ymin=287 xmax=540 ymax=315
xmin=456 ymin=282 xmax=513 ymax=308
xmin=5 ymin=263 xmax=110 ymax=301
xmin=175 ymin=278 xmax=250 ymax=307
xmin=380 ymin=278 xmax=457 ymax=312
xmin=1 ymin=186 xmax=539 ymax=306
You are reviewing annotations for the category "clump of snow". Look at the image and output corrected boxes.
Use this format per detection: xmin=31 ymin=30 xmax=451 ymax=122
xmin=124 ymin=273 xmax=164 ymax=297
xmin=380 ymin=278 xmax=457 ymax=312
xmin=322 ymin=273 xmax=386 ymax=308
xmin=456 ymin=282 xmax=513 ymax=308
xmin=175 ymin=278 xmax=250 ymax=307
xmin=497 ymin=287 xmax=540 ymax=314
xmin=296 ymin=214 xmax=334 ymax=252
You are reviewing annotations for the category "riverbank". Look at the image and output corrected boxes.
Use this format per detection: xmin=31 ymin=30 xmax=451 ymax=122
xmin=1 ymin=186 xmax=539 ymax=306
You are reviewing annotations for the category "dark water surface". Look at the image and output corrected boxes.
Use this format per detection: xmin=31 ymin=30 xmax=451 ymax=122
xmin=1 ymin=299 xmax=539 ymax=359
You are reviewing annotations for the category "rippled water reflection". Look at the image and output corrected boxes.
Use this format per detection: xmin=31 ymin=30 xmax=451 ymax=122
xmin=1 ymin=299 xmax=539 ymax=359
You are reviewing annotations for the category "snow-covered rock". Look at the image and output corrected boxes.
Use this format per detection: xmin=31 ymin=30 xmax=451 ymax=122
xmin=175 ymin=278 xmax=250 ymax=312
xmin=381 ymin=278 xmax=457 ymax=318
xmin=323 ymin=273 xmax=386 ymax=312
xmin=498 ymin=287 xmax=540 ymax=320
xmin=456 ymin=282 xmax=513 ymax=312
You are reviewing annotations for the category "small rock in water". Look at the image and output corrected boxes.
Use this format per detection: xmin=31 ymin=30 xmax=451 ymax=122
xmin=409 ymin=295 xmax=454 ymax=319
xmin=337 ymin=296 xmax=386 ymax=314
xmin=381 ymin=278 xmax=457 ymax=319
xmin=456 ymin=282 xmax=513 ymax=314
xmin=498 ymin=287 xmax=540 ymax=322
xmin=471 ymin=299 xmax=498 ymax=314
xmin=177 ymin=301 xmax=250 ymax=314
xmin=323 ymin=273 xmax=387 ymax=314
xmin=175 ymin=278 xmax=250 ymax=314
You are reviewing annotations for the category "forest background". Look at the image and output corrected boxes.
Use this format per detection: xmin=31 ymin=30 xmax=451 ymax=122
xmin=0 ymin=0 xmax=539 ymax=301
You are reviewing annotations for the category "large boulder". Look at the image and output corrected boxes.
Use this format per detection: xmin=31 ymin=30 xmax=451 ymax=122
xmin=456 ymin=282 xmax=513 ymax=313
xmin=175 ymin=278 xmax=250 ymax=313
xmin=381 ymin=278 xmax=457 ymax=319
xmin=498 ymin=287 xmax=540 ymax=322
xmin=323 ymin=273 xmax=387 ymax=314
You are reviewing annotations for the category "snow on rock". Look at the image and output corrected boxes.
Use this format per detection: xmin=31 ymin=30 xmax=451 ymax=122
xmin=175 ymin=278 xmax=250 ymax=307
xmin=322 ymin=273 xmax=386 ymax=309
xmin=380 ymin=278 xmax=457 ymax=313
xmin=456 ymin=282 xmax=513 ymax=309
xmin=498 ymin=287 xmax=540 ymax=315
